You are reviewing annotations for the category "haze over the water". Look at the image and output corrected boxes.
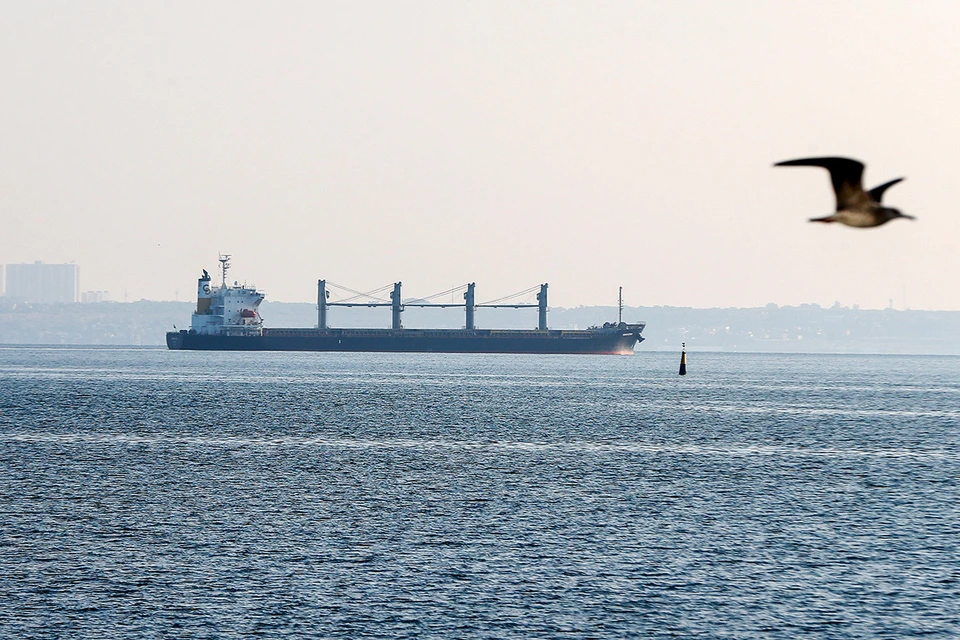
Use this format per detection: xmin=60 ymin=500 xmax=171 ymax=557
xmin=2 ymin=2 xmax=958 ymax=309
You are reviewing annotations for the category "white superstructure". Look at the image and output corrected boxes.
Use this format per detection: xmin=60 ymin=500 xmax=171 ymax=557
xmin=190 ymin=256 xmax=264 ymax=336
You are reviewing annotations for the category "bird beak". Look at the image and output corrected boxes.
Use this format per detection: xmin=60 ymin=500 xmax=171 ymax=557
xmin=901 ymin=213 xmax=917 ymax=220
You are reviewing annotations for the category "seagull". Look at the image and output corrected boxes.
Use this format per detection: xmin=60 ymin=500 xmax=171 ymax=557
xmin=774 ymin=156 xmax=915 ymax=227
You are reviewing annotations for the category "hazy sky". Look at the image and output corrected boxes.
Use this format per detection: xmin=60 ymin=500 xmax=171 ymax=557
xmin=2 ymin=1 xmax=959 ymax=309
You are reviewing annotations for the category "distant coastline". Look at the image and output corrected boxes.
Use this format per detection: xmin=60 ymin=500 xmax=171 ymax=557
xmin=1 ymin=299 xmax=958 ymax=355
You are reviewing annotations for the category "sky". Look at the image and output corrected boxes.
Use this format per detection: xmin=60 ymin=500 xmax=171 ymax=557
xmin=2 ymin=1 xmax=959 ymax=309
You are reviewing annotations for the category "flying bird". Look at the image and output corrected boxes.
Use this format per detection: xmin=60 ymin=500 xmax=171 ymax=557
xmin=774 ymin=156 xmax=915 ymax=227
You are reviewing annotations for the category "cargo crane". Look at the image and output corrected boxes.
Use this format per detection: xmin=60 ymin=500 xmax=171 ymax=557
xmin=317 ymin=281 xmax=549 ymax=331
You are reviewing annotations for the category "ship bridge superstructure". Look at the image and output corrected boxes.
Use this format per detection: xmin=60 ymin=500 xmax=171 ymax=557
xmin=191 ymin=255 xmax=265 ymax=336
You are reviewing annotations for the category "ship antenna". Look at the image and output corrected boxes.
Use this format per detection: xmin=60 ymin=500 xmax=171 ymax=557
xmin=618 ymin=286 xmax=623 ymax=324
xmin=219 ymin=254 xmax=231 ymax=288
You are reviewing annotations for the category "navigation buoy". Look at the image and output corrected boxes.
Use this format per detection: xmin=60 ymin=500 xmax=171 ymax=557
xmin=679 ymin=342 xmax=687 ymax=376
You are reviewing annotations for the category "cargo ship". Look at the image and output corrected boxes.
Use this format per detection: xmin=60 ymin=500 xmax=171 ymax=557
xmin=166 ymin=257 xmax=645 ymax=354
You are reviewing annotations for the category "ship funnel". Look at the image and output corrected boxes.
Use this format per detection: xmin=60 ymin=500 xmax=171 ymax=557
xmin=197 ymin=269 xmax=213 ymax=314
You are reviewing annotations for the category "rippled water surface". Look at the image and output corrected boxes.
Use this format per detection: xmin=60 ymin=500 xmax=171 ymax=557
xmin=1 ymin=347 xmax=958 ymax=638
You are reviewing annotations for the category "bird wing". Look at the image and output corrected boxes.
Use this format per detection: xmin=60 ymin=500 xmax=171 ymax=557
xmin=774 ymin=156 xmax=867 ymax=209
xmin=868 ymin=177 xmax=904 ymax=203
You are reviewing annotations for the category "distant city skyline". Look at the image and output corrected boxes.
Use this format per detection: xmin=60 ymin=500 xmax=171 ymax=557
xmin=2 ymin=3 xmax=959 ymax=310
xmin=1 ymin=262 xmax=79 ymax=304
xmin=0 ymin=256 xmax=922 ymax=312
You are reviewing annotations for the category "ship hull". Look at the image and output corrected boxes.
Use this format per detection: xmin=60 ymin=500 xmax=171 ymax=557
xmin=166 ymin=327 xmax=642 ymax=355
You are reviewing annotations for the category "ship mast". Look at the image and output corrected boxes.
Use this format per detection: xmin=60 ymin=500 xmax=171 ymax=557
xmin=618 ymin=286 xmax=623 ymax=324
xmin=219 ymin=254 xmax=231 ymax=288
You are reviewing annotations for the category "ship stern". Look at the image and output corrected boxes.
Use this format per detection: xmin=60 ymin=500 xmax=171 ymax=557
xmin=166 ymin=330 xmax=186 ymax=350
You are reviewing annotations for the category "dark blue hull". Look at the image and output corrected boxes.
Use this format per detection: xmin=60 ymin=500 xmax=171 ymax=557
xmin=166 ymin=326 xmax=643 ymax=354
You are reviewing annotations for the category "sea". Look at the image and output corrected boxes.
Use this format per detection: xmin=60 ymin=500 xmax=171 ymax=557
xmin=1 ymin=347 xmax=958 ymax=639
